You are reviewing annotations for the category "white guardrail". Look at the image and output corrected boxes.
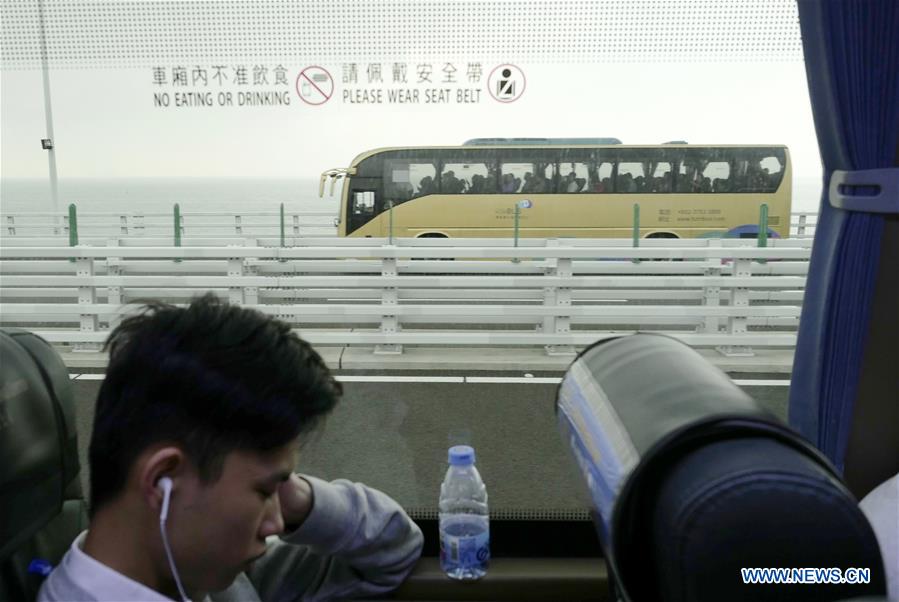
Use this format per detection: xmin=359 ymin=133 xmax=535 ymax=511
xmin=0 ymin=237 xmax=810 ymax=357
xmin=1 ymin=211 xmax=819 ymax=239
xmin=2 ymin=210 xmax=339 ymax=239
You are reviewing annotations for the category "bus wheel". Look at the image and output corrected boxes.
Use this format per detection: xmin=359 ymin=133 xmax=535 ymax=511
xmin=645 ymin=232 xmax=681 ymax=261
xmin=415 ymin=233 xmax=452 ymax=260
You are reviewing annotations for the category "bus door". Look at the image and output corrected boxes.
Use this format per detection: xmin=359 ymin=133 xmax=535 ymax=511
xmin=347 ymin=177 xmax=382 ymax=235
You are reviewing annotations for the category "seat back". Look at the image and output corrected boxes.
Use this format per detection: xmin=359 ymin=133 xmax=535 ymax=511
xmin=651 ymin=437 xmax=885 ymax=601
xmin=556 ymin=334 xmax=887 ymax=601
xmin=0 ymin=328 xmax=88 ymax=601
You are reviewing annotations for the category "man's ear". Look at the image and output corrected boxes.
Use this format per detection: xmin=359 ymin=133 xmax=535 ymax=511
xmin=137 ymin=446 xmax=187 ymax=512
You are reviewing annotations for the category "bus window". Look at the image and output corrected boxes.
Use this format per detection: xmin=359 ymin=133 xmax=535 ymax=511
xmin=521 ymin=163 xmax=553 ymax=194
xmin=500 ymin=163 xmax=529 ymax=193
xmin=441 ymin=162 xmax=487 ymax=194
xmin=703 ymin=161 xmax=731 ymax=192
xmin=759 ymin=154 xmax=785 ymax=190
xmin=650 ymin=161 xmax=673 ymax=192
xmin=412 ymin=164 xmax=437 ymax=197
xmin=352 ymin=190 xmax=375 ymax=216
xmin=383 ymin=164 xmax=414 ymax=203
xmin=675 ymin=161 xmax=697 ymax=192
xmin=590 ymin=161 xmax=614 ymax=192
xmin=558 ymin=162 xmax=590 ymax=193
xmin=732 ymin=148 xmax=785 ymax=192
xmin=617 ymin=162 xmax=646 ymax=193
xmin=383 ymin=158 xmax=436 ymax=199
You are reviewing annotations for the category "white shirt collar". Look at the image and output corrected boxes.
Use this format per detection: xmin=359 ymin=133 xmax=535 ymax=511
xmin=63 ymin=530 xmax=181 ymax=601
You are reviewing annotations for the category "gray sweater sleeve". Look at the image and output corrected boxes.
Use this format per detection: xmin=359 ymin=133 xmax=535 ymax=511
xmin=245 ymin=475 xmax=424 ymax=602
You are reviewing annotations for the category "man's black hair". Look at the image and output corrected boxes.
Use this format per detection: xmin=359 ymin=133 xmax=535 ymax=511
xmin=88 ymin=293 xmax=342 ymax=518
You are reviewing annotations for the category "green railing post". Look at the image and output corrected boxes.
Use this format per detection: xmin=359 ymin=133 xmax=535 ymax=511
xmin=68 ymin=203 xmax=78 ymax=247
xmin=173 ymin=203 xmax=182 ymax=263
xmin=512 ymin=204 xmax=521 ymax=263
xmin=513 ymin=204 xmax=521 ymax=247
xmin=758 ymin=203 xmax=768 ymax=264
xmin=388 ymin=201 xmax=395 ymax=245
xmin=68 ymin=203 xmax=78 ymax=262
xmin=279 ymin=203 xmax=288 ymax=262
xmin=632 ymin=203 xmax=640 ymax=263
xmin=757 ymin=203 xmax=768 ymax=248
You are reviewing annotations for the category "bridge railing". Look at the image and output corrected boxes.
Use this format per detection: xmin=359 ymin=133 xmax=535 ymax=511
xmin=1 ymin=210 xmax=817 ymax=239
xmin=0 ymin=238 xmax=809 ymax=359
xmin=1 ymin=209 xmax=339 ymax=238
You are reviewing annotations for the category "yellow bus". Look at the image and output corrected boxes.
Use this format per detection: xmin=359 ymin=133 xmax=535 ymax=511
xmin=320 ymin=139 xmax=791 ymax=239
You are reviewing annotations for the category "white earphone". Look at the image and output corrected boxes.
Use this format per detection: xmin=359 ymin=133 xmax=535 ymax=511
xmin=157 ymin=476 xmax=190 ymax=602
xmin=158 ymin=476 xmax=173 ymax=521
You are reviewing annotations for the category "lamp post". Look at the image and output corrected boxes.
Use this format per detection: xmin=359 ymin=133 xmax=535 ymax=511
xmin=513 ymin=199 xmax=532 ymax=262
xmin=38 ymin=0 xmax=60 ymax=228
xmin=388 ymin=201 xmax=395 ymax=245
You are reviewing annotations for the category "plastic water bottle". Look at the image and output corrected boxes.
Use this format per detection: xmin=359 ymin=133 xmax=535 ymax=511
xmin=439 ymin=445 xmax=490 ymax=580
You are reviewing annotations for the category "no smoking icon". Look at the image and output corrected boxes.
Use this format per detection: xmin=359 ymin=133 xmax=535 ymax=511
xmin=488 ymin=64 xmax=526 ymax=103
xmin=296 ymin=66 xmax=334 ymax=105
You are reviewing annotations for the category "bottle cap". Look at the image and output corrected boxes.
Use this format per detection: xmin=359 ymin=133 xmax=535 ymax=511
xmin=448 ymin=445 xmax=476 ymax=466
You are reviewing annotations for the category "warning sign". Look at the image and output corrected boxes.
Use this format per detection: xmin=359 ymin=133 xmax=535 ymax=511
xmin=487 ymin=64 xmax=526 ymax=103
xmin=296 ymin=66 xmax=334 ymax=105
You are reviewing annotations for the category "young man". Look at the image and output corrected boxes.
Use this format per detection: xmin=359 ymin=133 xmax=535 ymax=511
xmin=38 ymin=294 xmax=423 ymax=601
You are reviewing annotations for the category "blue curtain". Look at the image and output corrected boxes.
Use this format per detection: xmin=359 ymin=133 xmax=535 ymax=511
xmin=789 ymin=0 xmax=899 ymax=472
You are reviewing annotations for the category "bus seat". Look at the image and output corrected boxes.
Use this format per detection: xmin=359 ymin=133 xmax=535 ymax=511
xmin=556 ymin=334 xmax=887 ymax=602
xmin=650 ymin=436 xmax=884 ymax=601
xmin=0 ymin=328 xmax=89 ymax=602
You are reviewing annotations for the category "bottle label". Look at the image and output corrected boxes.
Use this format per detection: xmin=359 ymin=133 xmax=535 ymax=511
xmin=440 ymin=518 xmax=490 ymax=569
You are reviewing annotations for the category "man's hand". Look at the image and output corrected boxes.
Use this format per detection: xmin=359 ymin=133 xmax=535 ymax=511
xmin=278 ymin=473 xmax=314 ymax=530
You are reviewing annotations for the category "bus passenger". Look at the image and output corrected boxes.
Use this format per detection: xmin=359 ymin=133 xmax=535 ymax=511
xmin=501 ymin=173 xmax=519 ymax=193
xmin=483 ymin=170 xmax=499 ymax=193
xmin=417 ymin=175 xmax=435 ymax=195
xmin=521 ymin=172 xmax=535 ymax=192
xmin=442 ymin=170 xmax=465 ymax=194
xmin=713 ymin=178 xmax=731 ymax=192
xmin=620 ymin=173 xmax=637 ymax=193
xmin=37 ymin=294 xmax=423 ymax=602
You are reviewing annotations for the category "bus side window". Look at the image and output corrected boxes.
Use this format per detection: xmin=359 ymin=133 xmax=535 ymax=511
xmin=410 ymin=163 xmax=437 ymax=196
xmin=675 ymin=161 xmax=695 ymax=192
xmin=501 ymin=162 xmax=531 ymax=193
xmin=617 ymin=162 xmax=646 ymax=193
xmin=758 ymin=155 xmax=784 ymax=191
xmin=651 ymin=162 xmax=673 ymax=193
xmin=442 ymin=162 xmax=488 ymax=194
xmin=385 ymin=168 xmax=414 ymax=202
xmin=521 ymin=163 xmax=553 ymax=193
xmin=703 ymin=161 xmax=731 ymax=193
xmin=558 ymin=162 xmax=590 ymax=193
xmin=593 ymin=162 xmax=613 ymax=193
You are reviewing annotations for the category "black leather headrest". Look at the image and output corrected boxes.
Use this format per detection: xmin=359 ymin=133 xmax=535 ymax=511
xmin=556 ymin=334 xmax=887 ymax=601
xmin=0 ymin=329 xmax=80 ymax=562
xmin=651 ymin=436 xmax=887 ymax=601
